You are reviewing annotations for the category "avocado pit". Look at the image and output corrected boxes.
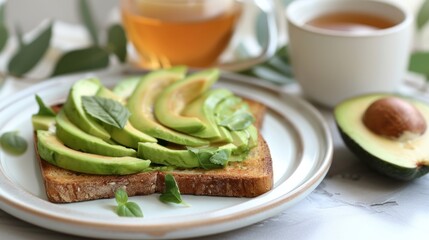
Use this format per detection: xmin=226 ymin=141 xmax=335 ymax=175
xmin=362 ymin=97 xmax=427 ymax=141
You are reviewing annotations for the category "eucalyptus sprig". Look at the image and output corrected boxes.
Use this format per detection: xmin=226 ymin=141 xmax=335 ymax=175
xmin=0 ymin=0 xmax=127 ymax=79
xmin=409 ymin=0 xmax=429 ymax=82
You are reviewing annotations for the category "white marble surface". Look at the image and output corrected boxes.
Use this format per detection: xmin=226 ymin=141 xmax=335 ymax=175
xmin=0 ymin=0 xmax=428 ymax=239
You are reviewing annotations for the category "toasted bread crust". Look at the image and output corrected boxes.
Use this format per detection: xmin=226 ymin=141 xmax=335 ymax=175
xmin=36 ymin=99 xmax=272 ymax=203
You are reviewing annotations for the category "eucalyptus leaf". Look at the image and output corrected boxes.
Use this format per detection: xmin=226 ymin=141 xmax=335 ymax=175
xmin=159 ymin=174 xmax=188 ymax=206
xmin=82 ymin=96 xmax=130 ymax=129
xmin=0 ymin=3 xmax=7 ymax=52
xmin=0 ymin=131 xmax=28 ymax=155
xmin=409 ymin=51 xmax=429 ymax=77
xmin=0 ymin=25 xmax=7 ymax=53
xmin=7 ymin=22 xmax=52 ymax=77
xmin=417 ymin=0 xmax=429 ymax=30
xmin=35 ymin=95 xmax=56 ymax=117
xmin=108 ymin=24 xmax=127 ymax=63
xmin=79 ymin=0 xmax=99 ymax=45
xmin=51 ymin=46 xmax=109 ymax=76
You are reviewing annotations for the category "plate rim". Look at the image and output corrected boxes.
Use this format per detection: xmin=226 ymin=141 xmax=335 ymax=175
xmin=0 ymin=69 xmax=333 ymax=238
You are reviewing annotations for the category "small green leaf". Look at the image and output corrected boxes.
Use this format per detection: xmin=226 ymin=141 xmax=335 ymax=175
xmin=114 ymin=188 xmax=143 ymax=217
xmin=108 ymin=24 xmax=127 ymax=63
xmin=188 ymin=147 xmax=229 ymax=169
xmin=0 ymin=3 xmax=5 ymax=22
xmin=219 ymin=112 xmax=255 ymax=131
xmin=82 ymin=96 xmax=130 ymax=129
xmin=409 ymin=51 xmax=429 ymax=78
xmin=0 ymin=131 xmax=28 ymax=155
xmin=51 ymin=46 xmax=109 ymax=76
xmin=417 ymin=0 xmax=429 ymax=30
xmin=35 ymin=95 xmax=56 ymax=117
xmin=7 ymin=23 xmax=52 ymax=77
xmin=159 ymin=174 xmax=188 ymax=205
xmin=115 ymin=188 xmax=128 ymax=205
xmin=79 ymin=0 xmax=99 ymax=45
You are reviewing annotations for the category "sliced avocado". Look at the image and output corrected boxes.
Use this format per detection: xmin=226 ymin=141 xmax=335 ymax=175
xmin=127 ymin=67 xmax=208 ymax=147
xmin=138 ymin=142 xmax=235 ymax=168
xmin=63 ymin=78 xmax=110 ymax=140
xmin=112 ymin=76 xmax=140 ymax=100
xmin=96 ymin=87 xmax=157 ymax=148
xmin=154 ymin=69 xmax=219 ymax=134
xmin=37 ymin=130 xmax=150 ymax=175
xmin=56 ymin=110 xmax=136 ymax=157
xmin=334 ymin=94 xmax=429 ymax=180
xmin=183 ymin=89 xmax=233 ymax=140
xmin=31 ymin=115 xmax=55 ymax=131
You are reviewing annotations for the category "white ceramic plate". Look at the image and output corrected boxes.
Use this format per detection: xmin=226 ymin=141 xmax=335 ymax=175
xmin=0 ymin=70 xmax=332 ymax=239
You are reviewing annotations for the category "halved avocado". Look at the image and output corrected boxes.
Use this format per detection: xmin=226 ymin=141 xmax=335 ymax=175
xmin=37 ymin=130 xmax=150 ymax=175
xmin=155 ymin=68 xmax=219 ymax=133
xmin=127 ymin=67 xmax=208 ymax=147
xmin=63 ymin=78 xmax=110 ymax=140
xmin=334 ymin=94 xmax=429 ymax=180
xmin=55 ymin=110 xmax=136 ymax=157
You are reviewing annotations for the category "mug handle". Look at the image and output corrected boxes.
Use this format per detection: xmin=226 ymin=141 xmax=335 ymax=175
xmin=218 ymin=0 xmax=279 ymax=72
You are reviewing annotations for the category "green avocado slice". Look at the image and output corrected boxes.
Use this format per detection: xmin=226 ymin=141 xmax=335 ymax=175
xmin=56 ymin=110 xmax=136 ymax=157
xmin=112 ymin=76 xmax=140 ymax=100
xmin=154 ymin=69 xmax=219 ymax=133
xmin=96 ymin=87 xmax=157 ymax=148
xmin=183 ymin=88 xmax=233 ymax=140
xmin=127 ymin=67 xmax=208 ymax=147
xmin=63 ymin=78 xmax=110 ymax=140
xmin=31 ymin=115 xmax=55 ymax=131
xmin=37 ymin=130 xmax=150 ymax=175
xmin=334 ymin=94 xmax=429 ymax=180
xmin=138 ymin=142 xmax=235 ymax=168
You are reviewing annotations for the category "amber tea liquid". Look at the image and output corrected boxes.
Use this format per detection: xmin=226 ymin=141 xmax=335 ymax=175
xmin=121 ymin=0 xmax=242 ymax=68
xmin=306 ymin=12 xmax=396 ymax=33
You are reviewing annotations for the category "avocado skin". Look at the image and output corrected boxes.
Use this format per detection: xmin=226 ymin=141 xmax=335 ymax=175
xmin=336 ymin=124 xmax=429 ymax=180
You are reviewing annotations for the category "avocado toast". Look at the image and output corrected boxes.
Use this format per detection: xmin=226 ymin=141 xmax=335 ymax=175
xmin=33 ymin=67 xmax=273 ymax=203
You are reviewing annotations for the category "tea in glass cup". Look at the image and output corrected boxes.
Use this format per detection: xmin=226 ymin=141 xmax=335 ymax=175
xmin=121 ymin=0 xmax=244 ymax=69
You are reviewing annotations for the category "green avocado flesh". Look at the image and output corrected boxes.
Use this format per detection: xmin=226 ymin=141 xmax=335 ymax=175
xmin=63 ymin=78 xmax=110 ymax=140
xmin=56 ymin=110 xmax=136 ymax=157
xmin=96 ymin=87 xmax=157 ymax=148
xmin=34 ymin=67 xmax=260 ymax=174
xmin=37 ymin=130 xmax=150 ymax=175
xmin=154 ymin=69 xmax=219 ymax=133
xmin=127 ymin=67 xmax=209 ymax=147
xmin=334 ymin=94 xmax=429 ymax=180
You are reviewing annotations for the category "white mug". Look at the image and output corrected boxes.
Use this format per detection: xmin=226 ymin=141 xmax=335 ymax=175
xmin=286 ymin=0 xmax=413 ymax=107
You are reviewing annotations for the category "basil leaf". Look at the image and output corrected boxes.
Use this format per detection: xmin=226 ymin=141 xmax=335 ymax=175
xmin=209 ymin=149 xmax=229 ymax=165
xmin=114 ymin=188 xmax=143 ymax=217
xmin=78 ymin=0 xmax=99 ymax=45
xmin=107 ymin=24 xmax=127 ymax=63
xmin=7 ymin=22 xmax=52 ymax=77
xmin=159 ymin=174 xmax=188 ymax=206
xmin=219 ymin=112 xmax=255 ymax=131
xmin=188 ymin=147 xmax=228 ymax=169
xmin=51 ymin=46 xmax=109 ymax=77
xmin=417 ymin=0 xmax=429 ymax=30
xmin=115 ymin=188 xmax=128 ymax=205
xmin=82 ymin=96 xmax=130 ymax=129
xmin=0 ymin=131 xmax=28 ymax=155
xmin=409 ymin=51 xmax=429 ymax=78
xmin=35 ymin=95 xmax=56 ymax=116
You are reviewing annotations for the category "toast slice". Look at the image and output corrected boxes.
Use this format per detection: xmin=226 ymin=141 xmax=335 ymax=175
xmin=36 ymin=99 xmax=272 ymax=203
